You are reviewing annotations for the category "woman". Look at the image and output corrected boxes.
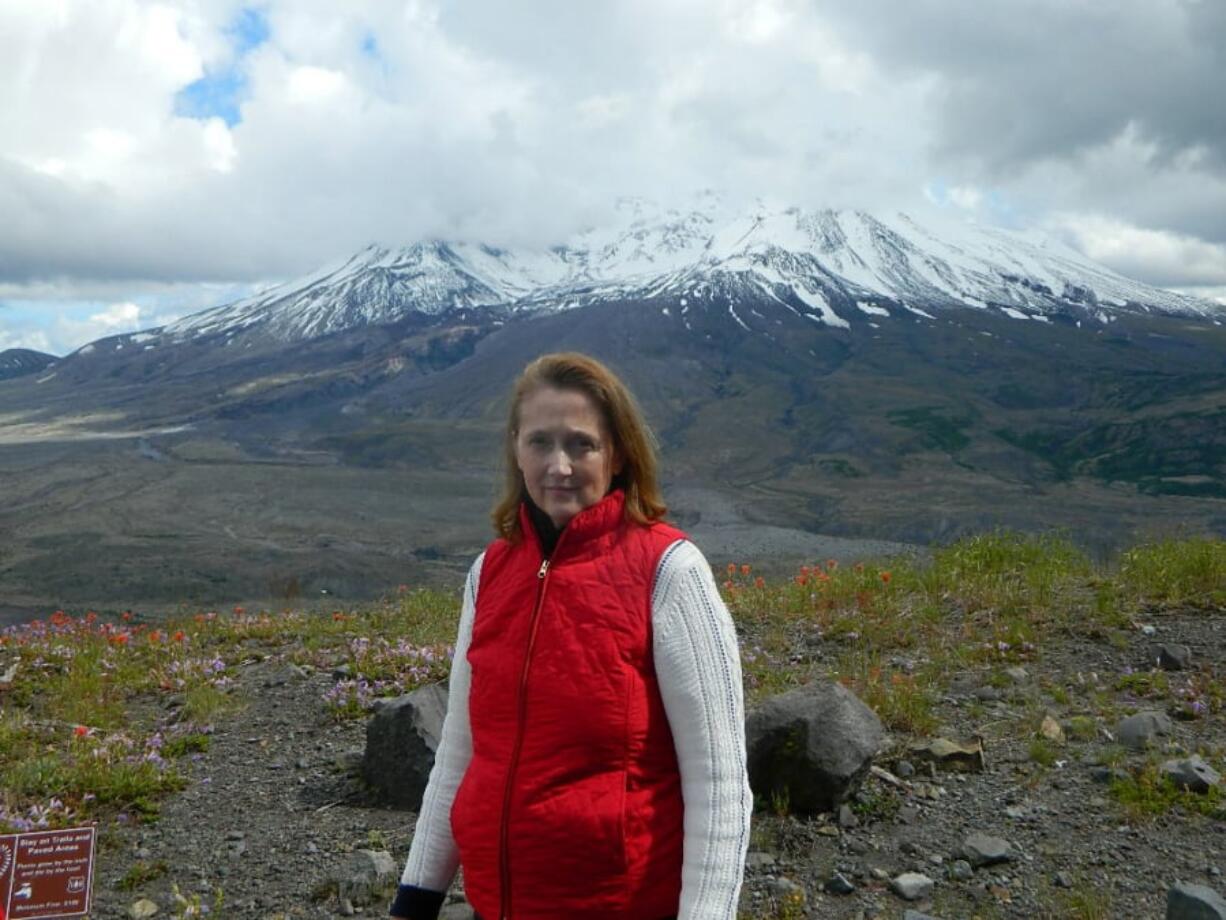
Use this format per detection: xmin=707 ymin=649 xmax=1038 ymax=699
xmin=390 ymin=353 xmax=751 ymax=920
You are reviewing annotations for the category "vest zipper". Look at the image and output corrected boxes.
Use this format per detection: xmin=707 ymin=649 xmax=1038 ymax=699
xmin=498 ymin=544 xmax=562 ymax=920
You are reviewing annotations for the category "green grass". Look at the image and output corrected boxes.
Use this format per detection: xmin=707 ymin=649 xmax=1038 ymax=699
xmin=1 ymin=532 xmax=1222 ymax=836
xmin=1109 ymin=759 xmax=1226 ymax=820
xmin=1119 ymin=536 xmax=1226 ymax=605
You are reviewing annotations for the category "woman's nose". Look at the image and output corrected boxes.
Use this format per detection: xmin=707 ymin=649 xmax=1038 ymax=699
xmin=549 ymin=448 xmax=573 ymax=475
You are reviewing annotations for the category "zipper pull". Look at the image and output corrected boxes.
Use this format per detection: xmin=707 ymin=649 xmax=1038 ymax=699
xmin=538 ymin=559 xmax=549 ymax=578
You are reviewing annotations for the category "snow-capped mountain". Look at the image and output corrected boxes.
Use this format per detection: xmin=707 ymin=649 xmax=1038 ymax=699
xmin=136 ymin=200 xmax=1219 ymax=349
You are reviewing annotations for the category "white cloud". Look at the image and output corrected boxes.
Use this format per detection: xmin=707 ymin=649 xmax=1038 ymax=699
xmin=1053 ymin=214 xmax=1226 ymax=287
xmin=0 ymin=0 xmax=1223 ymax=336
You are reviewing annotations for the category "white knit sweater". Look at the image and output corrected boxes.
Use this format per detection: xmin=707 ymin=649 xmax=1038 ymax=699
xmin=398 ymin=539 xmax=753 ymax=919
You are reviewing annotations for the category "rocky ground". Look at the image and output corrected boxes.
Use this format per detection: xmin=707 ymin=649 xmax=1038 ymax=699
xmin=90 ymin=606 xmax=1226 ymax=920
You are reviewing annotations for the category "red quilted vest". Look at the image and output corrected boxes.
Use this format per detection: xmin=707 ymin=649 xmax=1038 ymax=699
xmin=450 ymin=489 xmax=687 ymax=920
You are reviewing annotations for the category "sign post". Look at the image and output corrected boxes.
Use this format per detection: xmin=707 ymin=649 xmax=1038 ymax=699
xmin=0 ymin=826 xmax=95 ymax=920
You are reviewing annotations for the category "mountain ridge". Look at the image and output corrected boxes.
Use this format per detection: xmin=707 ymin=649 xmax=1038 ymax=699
xmin=83 ymin=204 xmax=1220 ymax=357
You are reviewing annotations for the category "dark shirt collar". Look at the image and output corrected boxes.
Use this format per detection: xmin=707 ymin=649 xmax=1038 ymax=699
xmin=525 ymin=496 xmax=563 ymax=558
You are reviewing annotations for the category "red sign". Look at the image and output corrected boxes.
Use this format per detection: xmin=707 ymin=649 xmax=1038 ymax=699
xmin=0 ymin=826 xmax=94 ymax=920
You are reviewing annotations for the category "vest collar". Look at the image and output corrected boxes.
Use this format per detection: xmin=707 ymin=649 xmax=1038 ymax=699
xmin=518 ymin=488 xmax=627 ymax=558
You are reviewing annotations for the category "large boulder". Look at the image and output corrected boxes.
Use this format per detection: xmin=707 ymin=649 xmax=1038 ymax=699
xmin=362 ymin=682 xmax=448 ymax=808
xmin=745 ymin=681 xmax=883 ymax=814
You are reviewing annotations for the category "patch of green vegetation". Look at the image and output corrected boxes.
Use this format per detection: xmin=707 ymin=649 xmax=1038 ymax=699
xmin=996 ymin=408 xmax=1226 ymax=495
xmin=1028 ymin=738 xmax=1058 ymax=767
xmin=850 ymin=787 xmax=900 ymax=823
xmin=1109 ymin=761 xmax=1225 ymax=820
xmin=116 ymin=860 xmax=169 ymax=891
xmin=888 ymin=405 xmax=974 ymax=452
xmin=1037 ymin=879 xmax=1115 ymax=919
xmin=1065 ymin=716 xmax=1098 ymax=742
xmin=1120 ymin=536 xmax=1226 ymax=605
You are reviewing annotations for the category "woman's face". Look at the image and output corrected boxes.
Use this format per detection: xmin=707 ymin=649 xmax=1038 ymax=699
xmin=515 ymin=385 xmax=623 ymax=529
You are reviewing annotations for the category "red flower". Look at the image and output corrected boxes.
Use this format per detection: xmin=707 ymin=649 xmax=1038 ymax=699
xmin=754 ymin=576 xmax=765 ymax=589
xmin=740 ymin=564 xmax=751 ymax=577
xmin=880 ymin=571 xmax=892 ymax=584
xmin=121 ymin=611 xmax=133 ymax=622
xmin=173 ymin=630 xmax=186 ymax=643
xmin=73 ymin=725 xmax=89 ymax=737
xmin=233 ymin=606 xmax=245 ymax=616
xmin=726 ymin=563 xmax=737 ymax=576
xmin=825 ymin=559 xmax=838 ymax=572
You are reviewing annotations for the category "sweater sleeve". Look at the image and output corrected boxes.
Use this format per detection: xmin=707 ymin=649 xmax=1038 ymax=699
xmin=389 ymin=552 xmax=484 ymax=920
xmin=652 ymin=540 xmax=753 ymax=920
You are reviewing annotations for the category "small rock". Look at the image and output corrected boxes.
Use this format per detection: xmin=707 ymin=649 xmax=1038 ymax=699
xmin=1005 ymin=666 xmax=1029 ymax=684
xmin=1158 ymin=644 xmax=1193 ymax=671
xmin=1116 ymin=710 xmax=1173 ymax=751
xmin=1039 ymin=716 xmax=1064 ymax=742
xmin=838 ymin=804 xmax=859 ymax=828
xmin=745 ymin=851 xmax=776 ymax=870
xmin=960 ymin=833 xmax=1013 ymax=868
xmin=225 ymin=830 xmax=246 ymax=841
xmin=904 ymin=911 xmax=941 ymax=920
xmin=895 ymin=760 xmax=916 ymax=778
xmin=1166 ymin=881 xmax=1226 ymax=919
xmin=1161 ymin=756 xmax=1222 ymax=794
xmin=891 ymin=872 xmax=935 ymax=901
xmin=1091 ymin=765 xmax=1129 ymax=784
xmin=1054 ymin=871 xmax=1075 ymax=889
xmin=908 ymin=737 xmax=986 ymax=773
xmin=336 ymin=849 xmax=397 ymax=907
xmin=129 ymin=899 xmax=159 ymax=919
xmin=1140 ymin=624 xmax=1157 ymax=637
xmin=767 ymin=877 xmax=806 ymax=903
xmin=948 ymin=860 xmax=973 ymax=881
xmin=824 ymin=872 xmax=856 ymax=895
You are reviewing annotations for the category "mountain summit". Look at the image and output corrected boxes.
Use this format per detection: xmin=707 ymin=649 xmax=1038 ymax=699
xmin=155 ymin=202 xmax=1219 ymax=349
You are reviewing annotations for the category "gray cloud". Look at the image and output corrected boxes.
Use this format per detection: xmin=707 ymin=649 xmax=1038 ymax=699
xmin=0 ymin=0 xmax=1222 ymax=314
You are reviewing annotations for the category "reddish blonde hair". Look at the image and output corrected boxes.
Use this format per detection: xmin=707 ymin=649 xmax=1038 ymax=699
xmin=492 ymin=352 xmax=668 ymax=541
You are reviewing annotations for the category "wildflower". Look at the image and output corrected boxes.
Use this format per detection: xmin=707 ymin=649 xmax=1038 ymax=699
xmin=740 ymin=564 xmax=751 ymax=577
xmin=73 ymin=725 xmax=89 ymax=738
xmin=795 ymin=575 xmax=807 ymax=586
xmin=148 ymin=630 xmax=161 ymax=644
xmin=233 ymin=606 xmax=245 ymax=615
xmin=723 ymin=580 xmax=734 ymax=590
xmin=173 ymin=631 xmax=186 ymax=643
xmin=800 ymin=565 xmax=811 ymax=577
xmin=880 ymin=571 xmax=892 ymax=584
xmin=333 ymin=612 xmax=347 ymax=622
xmin=121 ymin=611 xmax=133 ymax=622
xmin=826 ymin=559 xmax=838 ymax=571
xmin=754 ymin=576 xmax=765 ymax=589
xmin=109 ymin=634 xmax=129 ymax=646
xmin=854 ymin=563 xmax=865 ymax=573
xmin=727 ymin=563 xmax=736 ymax=576
xmin=397 ymin=584 xmax=409 ymax=594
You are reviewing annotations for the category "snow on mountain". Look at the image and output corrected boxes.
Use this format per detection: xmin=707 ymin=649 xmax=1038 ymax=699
xmin=148 ymin=201 xmax=1220 ymax=346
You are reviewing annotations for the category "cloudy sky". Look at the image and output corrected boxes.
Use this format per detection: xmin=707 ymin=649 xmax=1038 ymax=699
xmin=3 ymin=0 xmax=1225 ymax=354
